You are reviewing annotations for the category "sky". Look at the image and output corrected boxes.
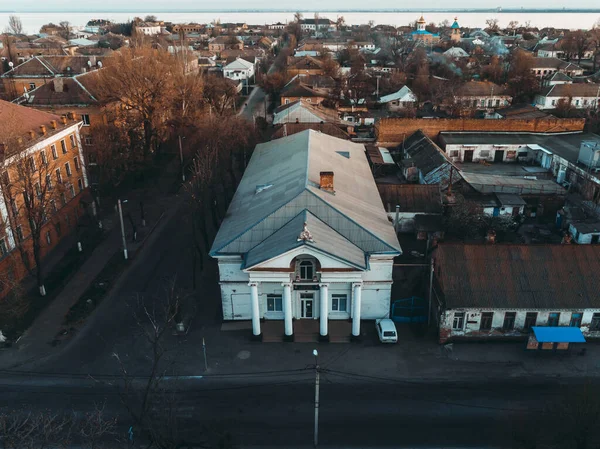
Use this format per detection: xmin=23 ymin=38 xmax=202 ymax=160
xmin=2 ymin=0 xmax=600 ymax=11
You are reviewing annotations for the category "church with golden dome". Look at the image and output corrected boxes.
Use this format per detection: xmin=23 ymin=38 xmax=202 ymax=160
xmin=410 ymin=15 xmax=440 ymax=44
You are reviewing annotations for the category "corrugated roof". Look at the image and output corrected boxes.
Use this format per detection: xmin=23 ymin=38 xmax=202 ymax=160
xmin=540 ymin=83 xmax=600 ymax=98
xmin=461 ymin=172 xmax=566 ymax=195
xmin=402 ymin=130 xmax=453 ymax=177
xmin=377 ymin=184 xmax=443 ymax=214
xmin=210 ymin=130 xmax=401 ymax=259
xmin=272 ymin=123 xmax=349 ymax=140
xmin=435 ymin=243 xmax=600 ymax=309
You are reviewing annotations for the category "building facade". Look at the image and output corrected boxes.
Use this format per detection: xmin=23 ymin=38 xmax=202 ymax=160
xmin=210 ymin=130 xmax=401 ymax=340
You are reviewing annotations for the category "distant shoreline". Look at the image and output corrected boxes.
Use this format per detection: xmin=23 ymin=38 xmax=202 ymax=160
xmin=3 ymin=8 xmax=600 ymax=14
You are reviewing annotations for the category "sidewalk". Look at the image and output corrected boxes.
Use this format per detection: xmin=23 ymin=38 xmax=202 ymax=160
xmin=0 ymin=191 xmax=174 ymax=370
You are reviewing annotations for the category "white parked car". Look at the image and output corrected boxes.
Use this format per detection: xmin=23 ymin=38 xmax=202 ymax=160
xmin=376 ymin=319 xmax=398 ymax=343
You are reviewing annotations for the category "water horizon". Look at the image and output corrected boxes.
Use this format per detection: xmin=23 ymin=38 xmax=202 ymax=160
xmin=2 ymin=10 xmax=600 ymax=34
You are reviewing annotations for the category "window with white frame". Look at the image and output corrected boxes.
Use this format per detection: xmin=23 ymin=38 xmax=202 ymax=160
xmin=84 ymin=136 xmax=93 ymax=146
xmin=69 ymin=184 xmax=75 ymax=198
xmin=81 ymin=114 xmax=90 ymax=126
xmin=29 ymin=156 xmax=36 ymax=173
xmin=77 ymin=178 xmax=83 ymax=192
xmin=51 ymin=145 xmax=58 ymax=159
xmin=55 ymin=168 xmax=62 ymax=184
xmin=29 ymin=83 xmax=36 ymax=91
xmin=74 ymin=157 xmax=80 ymax=171
xmin=45 ymin=230 xmax=51 ymax=245
xmin=331 ymin=294 xmax=348 ymax=312
xmin=69 ymin=134 xmax=76 ymax=148
xmin=298 ymin=260 xmax=315 ymax=280
xmin=65 ymin=162 xmax=72 ymax=177
xmin=40 ymin=150 xmax=47 ymax=165
xmin=34 ymin=182 xmax=41 ymax=198
xmin=46 ymin=174 xmax=52 ymax=191
xmin=60 ymin=139 xmax=67 ymax=154
xmin=452 ymin=312 xmax=465 ymax=329
xmin=267 ymin=294 xmax=283 ymax=312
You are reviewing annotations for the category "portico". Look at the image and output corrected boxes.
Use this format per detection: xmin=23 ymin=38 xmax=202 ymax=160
xmin=210 ymin=130 xmax=401 ymax=342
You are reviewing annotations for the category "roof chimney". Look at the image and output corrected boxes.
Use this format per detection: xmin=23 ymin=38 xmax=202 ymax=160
xmin=50 ymin=120 xmax=57 ymax=129
xmin=67 ymin=111 xmax=75 ymax=120
xmin=40 ymin=125 xmax=47 ymax=136
xmin=61 ymin=115 xmax=67 ymax=125
xmin=319 ymin=171 xmax=334 ymax=192
xmin=29 ymin=130 xmax=35 ymax=140
xmin=53 ymin=77 xmax=64 ymax=93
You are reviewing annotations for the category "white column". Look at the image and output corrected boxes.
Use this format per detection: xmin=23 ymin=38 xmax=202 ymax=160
xmin=283 ymin=282 xmax=293 ymax=337
xmin=319 ymin=284 xmax=329 ymax=337
xmin=352 ymin=283 xmax=363 ymax=337
xmin=249 ymin=282 xmax=261 ymax=336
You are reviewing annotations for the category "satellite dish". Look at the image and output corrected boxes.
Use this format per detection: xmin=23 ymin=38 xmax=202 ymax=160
xmin=87 ymin=60 xmax=92 ymax=67
xmin=8 ymin=61 xmax=13 ymax=68
xmin=97 ymin=61 xmax=102 ymax=68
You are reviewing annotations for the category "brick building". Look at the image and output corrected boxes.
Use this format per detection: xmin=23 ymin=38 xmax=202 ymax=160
xmin=0 ymin=100 xmax=89 ymax=296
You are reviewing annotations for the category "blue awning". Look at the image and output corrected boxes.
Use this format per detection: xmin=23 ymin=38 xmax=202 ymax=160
xmin=532 ymin=327 xmax=586 ymax=343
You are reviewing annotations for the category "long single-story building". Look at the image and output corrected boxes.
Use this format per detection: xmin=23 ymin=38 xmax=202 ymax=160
xmin=210 ymin=130 xmax=402 ymax=341
xmin=434 ymin=243 xmax=600 ymax=343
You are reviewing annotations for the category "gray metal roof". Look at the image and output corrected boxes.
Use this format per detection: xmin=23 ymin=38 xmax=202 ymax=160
xmin=461 ymin=172 xmax=566 ymax=195
xmin=245 ymin=210 xmax=367 ymax=269
xmin=210 ymin=130 xmax=401 ymax=260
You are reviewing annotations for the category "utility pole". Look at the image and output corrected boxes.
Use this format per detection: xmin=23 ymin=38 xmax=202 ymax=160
xmin=428 ymin=259 xmax=434 ymax=326
xmin=178 ymin=135 xmax=185 ymax=182
xmin=118 ymin=199 xmax=128 ymax=260
xmin=202 ymin=337 xmax=208 ymax=371
xmin=313 ymin=349 xmax=320 ymax=448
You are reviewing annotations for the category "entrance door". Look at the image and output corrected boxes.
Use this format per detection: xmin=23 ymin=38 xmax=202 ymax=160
xmin=464 ymin=150 xmax=474 ymax=162
xmin=300 ymin=293 xmax=314 ymax=318
xmin=494 ymin=150 xmax=504 ymax=162
xmin=592 ymin=235 xmax=600 ymax=244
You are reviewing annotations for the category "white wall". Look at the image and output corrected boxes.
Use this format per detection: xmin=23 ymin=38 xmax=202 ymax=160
xmin=444 ymin=143 xmax=530 ymax=163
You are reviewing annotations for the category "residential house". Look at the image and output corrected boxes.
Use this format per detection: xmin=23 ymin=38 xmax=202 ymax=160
xmin=223 ymin=57 xmax=255 ymax=84
xmin=172 ymin=23 xmax=205 ymax=34
xmin=273 ymin=100 xmax=349 ymax=127
xmin=535 ymin=42 xmax=563 ymax=58
xmin=452 ymin=81 xmax=512 ymax=110
xmin=134 ymin=22 xmax=162 ymax=36
xmin=208 ymin=36 xmax=243 ymax=52
xmin=0 ymin=55 xmax=105 ymax=101
xmin=268 ymin=22 xmax=287 ymax=30
xmin=534 ymin=83 xmax=600 ymax=110
xmin=377 ymin=184 xmax=443 ymax=233
xmin=287 ymin=55 xmax=326 ymax=77
xmin=410 ymin=16 xmax=440 ymax=44
xmin=443 ymin=47 xmax=469 ymax=58
xmin=434 ymin=243 xmax=600 ymax=343
xmin=280 ymin=79 xmax=328 ymax=106
xmin=0 ymin=100 xmax=89 ymax=297
xmin=542 ymin=71 xmax=573 ymax=87
xmin=378 ymin=86 xmax=418 ymax=112
xmin=300 ymin=18 xmax=337 ymax=34
xmin=209 ymin=130 xmax=401 ymax=341
xmin=495 ymin=103 xmax=551 ymax=119
xmin=396 ymin=130 xmax=460 ymax=189
xmin=530 ymin=57 xmax=583 ymax=78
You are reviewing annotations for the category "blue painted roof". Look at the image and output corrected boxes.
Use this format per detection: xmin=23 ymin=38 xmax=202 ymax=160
xmin=411 ymin=30 xmax=439 ymax=37
xmin=532 ymin=327 xmax=586 ymax=343
xmin=451 ymin=21 xmax=460 ymax=29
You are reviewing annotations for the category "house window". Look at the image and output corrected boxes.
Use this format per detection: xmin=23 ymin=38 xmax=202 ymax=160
xmin=548 ymin=312 xmax=560 ymax=327
xmin=570 ymin=312 xmax=583 ymax=327
xmin=69 ymin=135 xmax=76 ymax=148
xmin=480 ymin=312 xmax=493 ymax=331
xmin=590 ymin=313 xmax=600 ymax=331
xmin=60 ymin=192 xmax=66 ymax=206
xmin=45 ymin=230 xmax=51 ymax=245
xmin=267 ymin=294 xmax=283 ymax=312
xmin=34 ymin=182 xmax=41 ymax=198
xmin=77 ymin=178 xmax=83 ymax=192
xmin=16 ymin=225 xmax=23 ymax=242
xmin=10 ymin=199 xmax=18 ymax=216
xmin=51 ymin=199 xmax=57 ymax=212
xmin=452 ymin=312 xmax=465 ymax=330
xmin=51 ymin=145 xmax=58 ymax=159
xmin=551 ymin=100 xmax=556 ymax=106
xmin=46 ymin=174 xmax=52 ymax=191
xmin=285 ymin=99 xmax=290 ymax=104
xmin=29 ymin=156 xmax=36 ymax=173
xmin=40 ymin=150 xmax=47 ymax=165
xmin=56 ymin=168 xmax=62 ymax=184
xmin=331 ymin=294 xmax=348 ymax=312
xmin=65 ymin=214 xmax=70 ymax=227
xmin=0 ymin=238 xmax=7 ymax=256
xmin=29 ymin=83 xmax=36 ymax=91
xmin=65 ymin=162 xmax=72 ymax=177
xmin=84 ymin=136 xmax=93 ymax=146
xmin=503 ymin=312 xmax=516 ymax=331
xmin=55 ymin=221 xmax=61 ymax=236
xmin=74 ymin=157 xmax=80 ymax=171
xmin=69 ymin=184 xmax=75 ymax=198
xmin=60 ymin=139 xmax=67 ymax=154
xmin=81 ymin=114 xmax=90 ymax=126
xmin=299 ymin=260 xmax=315 ymax=280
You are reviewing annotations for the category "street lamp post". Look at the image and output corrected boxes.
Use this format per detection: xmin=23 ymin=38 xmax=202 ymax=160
xmin=313 ymin=349 xmax=320 ymax=448
xmin=117 ymin=199 xmax=128 ymax=260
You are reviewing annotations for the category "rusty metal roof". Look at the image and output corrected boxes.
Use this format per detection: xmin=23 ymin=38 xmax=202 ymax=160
xmin=377 ymin=184 xmax=443 ymax=214
xmin=435 ymin=243 xmax=600 ymax=309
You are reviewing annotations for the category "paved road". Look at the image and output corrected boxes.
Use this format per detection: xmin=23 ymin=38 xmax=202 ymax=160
xmin=0 ymin=372 xmax=584 ymax=448
xmin=239 ymin=85 xmax=267 ymax=121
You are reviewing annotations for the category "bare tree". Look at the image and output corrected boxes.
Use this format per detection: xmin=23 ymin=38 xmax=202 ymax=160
xmin=485 ymin=18 xmax=500 ymax=33
xmin=58 ymin=21 xmax=71 ymax=40
xmin=202 ymin=75 xmax=239 ymax=115
xmin=7 ymin=15 xmax=23 ymax=35
xmin=144 ymin=15 xmax=157 ymax=22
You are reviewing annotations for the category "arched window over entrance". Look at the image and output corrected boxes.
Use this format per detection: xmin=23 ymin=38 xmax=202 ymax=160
xmin=299 ymin=260 xmax=315 ymax=280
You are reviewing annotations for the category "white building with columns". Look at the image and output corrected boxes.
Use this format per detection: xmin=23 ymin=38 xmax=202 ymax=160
xmin=210 ymin=130 xmax=402 ymax=341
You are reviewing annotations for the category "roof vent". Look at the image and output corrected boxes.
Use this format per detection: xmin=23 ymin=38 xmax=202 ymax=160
xmin=319 ymin=171 xmax=334 ymax=192
xmin=255 ymin=184 xmax=273 ymax=194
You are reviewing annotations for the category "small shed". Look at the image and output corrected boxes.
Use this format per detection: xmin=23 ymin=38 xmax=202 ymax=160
xmin=569 ymin=220 xmax=600 ymax=244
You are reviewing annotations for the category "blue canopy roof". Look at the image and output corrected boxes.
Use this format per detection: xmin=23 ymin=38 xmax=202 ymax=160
xmin=532 ymin=327 xmax=586 ymax=343
xmin=451 ymin=20 xmax=460 ymax=29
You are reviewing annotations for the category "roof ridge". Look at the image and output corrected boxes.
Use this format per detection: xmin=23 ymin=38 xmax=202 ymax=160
xmin=36 ymin=56 xmax=57 ymax=75
xmin=72 ymin=74 xmax=98 ymax=102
